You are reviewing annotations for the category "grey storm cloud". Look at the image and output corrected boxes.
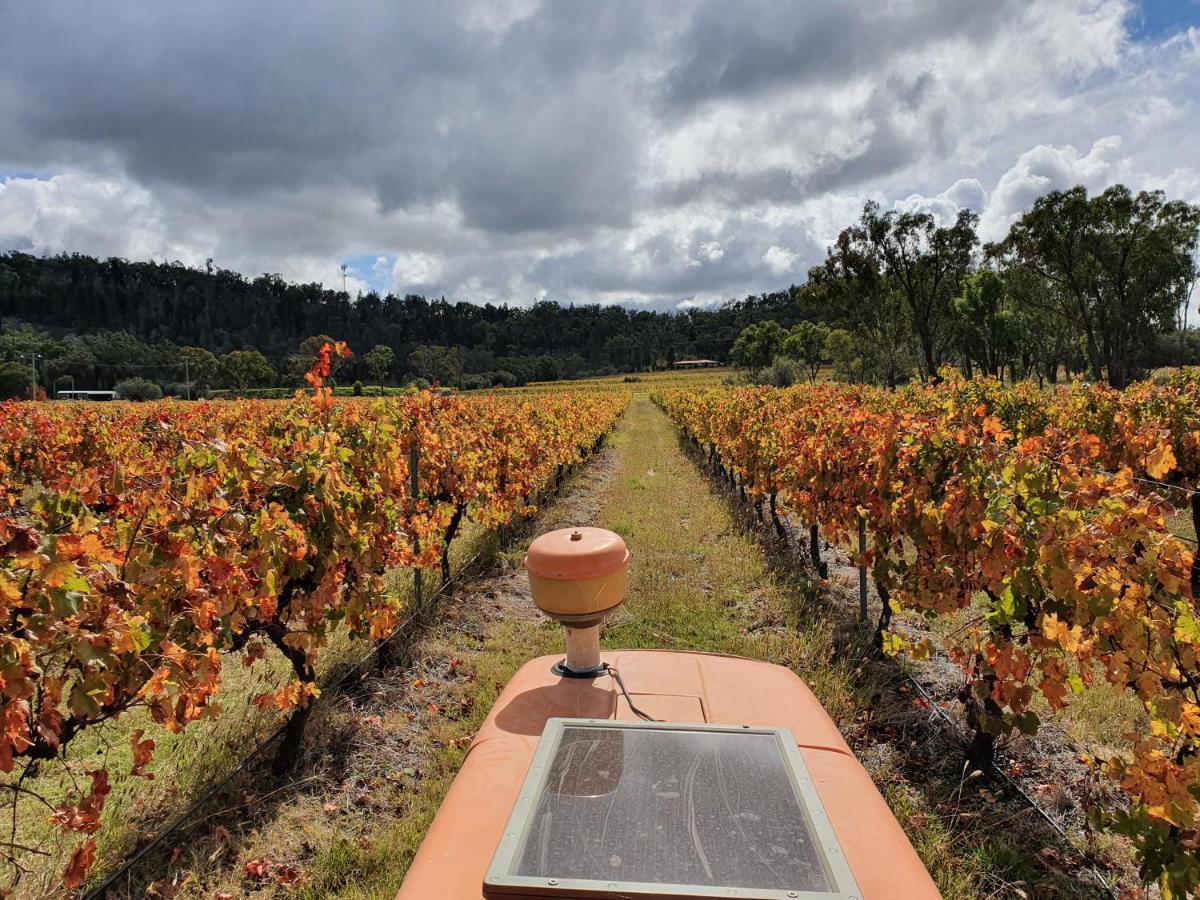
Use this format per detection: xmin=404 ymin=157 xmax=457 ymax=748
xmin=659 ymin=0 xmax=1022 ymax=111
xmin=0 ymin=0 xmax=1196 ymax=308
xmin=0 ymin=0 xmax=657 ymax=234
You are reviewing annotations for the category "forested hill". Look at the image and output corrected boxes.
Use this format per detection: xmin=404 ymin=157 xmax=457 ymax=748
xmin=0 ymin=251 xmax=802 ymax=376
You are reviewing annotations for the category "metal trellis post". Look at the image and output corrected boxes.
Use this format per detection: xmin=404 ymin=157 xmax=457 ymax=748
xmin=410 ymin=434 xmax=423 ymax=613
xmin=858 ymin=515 xmax=868 ymax=624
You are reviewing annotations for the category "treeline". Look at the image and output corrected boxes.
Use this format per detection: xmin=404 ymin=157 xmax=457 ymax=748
xmin=0 ymin=251 xmax=806 ymax=397
xmin=734 ymin=184 xmax=1200 ymax=388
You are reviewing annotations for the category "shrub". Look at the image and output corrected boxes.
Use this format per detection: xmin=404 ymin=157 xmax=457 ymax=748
xmin=0 ymin=363 xmax=33 ymax=400
xmin=756 ymin=356 xmax=801 ymax=387
xmin=113 ymin=377 xmax=163 ymax=401
xmin=623 ymin=375 xmax=642 ymax=383
xmin=353 ymin=380 xmax=364 ymax=396
xmin=460 ymin=374 xmax=491 ymax=391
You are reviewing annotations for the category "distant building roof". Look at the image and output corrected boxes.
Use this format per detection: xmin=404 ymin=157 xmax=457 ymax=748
xmin=672 ymin=359 xmax=720 ymax=367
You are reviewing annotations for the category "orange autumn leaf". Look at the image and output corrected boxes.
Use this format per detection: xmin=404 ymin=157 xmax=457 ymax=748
xmin=62 ymin=838 xmax=96 ymax=889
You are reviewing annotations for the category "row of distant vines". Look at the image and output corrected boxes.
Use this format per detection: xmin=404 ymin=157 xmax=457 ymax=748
xmin=0 ymin=343 xmax=627 ymax=893
xmin=657 ymin=369 xmax=1200 ymax=896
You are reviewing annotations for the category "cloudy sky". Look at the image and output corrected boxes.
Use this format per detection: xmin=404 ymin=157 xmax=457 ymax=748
xmin=0 ymin=0 xmax=1198 ymax=310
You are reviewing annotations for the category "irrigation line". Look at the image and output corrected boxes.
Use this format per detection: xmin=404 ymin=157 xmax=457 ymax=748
xmin=82 ymin=433 xmax=609 ymax=898
xmin=1129 ymin=474 xmax=1200 ymax=499
xmin=985 ymin=432 xmax=1200 ymax=499
xmin=688 ymin=431 xmax=1123 ymax=899
xmin=85 ymin=549 xmax=488 ymax=899
xmin=901 ymin=672 xmax=1117 ymax=899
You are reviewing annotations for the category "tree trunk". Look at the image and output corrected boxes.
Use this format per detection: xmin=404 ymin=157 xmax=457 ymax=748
xmin=873 ymin=579 xmax=892 ymax=654
xmin=1192 ymin=495 xmax=1200 ymax=602
xmin=441 ymin=504 xmax=465 ymax=585
xmin=770 ymin=492 xmax=788 ymax=541
xmin=272 ymin=699 xmax=316 ymax=776
xmin=266 ymin=623 xmax=318 ymax=775
xmin=963 ymin=676 xmax=1002 ymax=771
xmin=808 ymin=524 xmax=828 ymax=579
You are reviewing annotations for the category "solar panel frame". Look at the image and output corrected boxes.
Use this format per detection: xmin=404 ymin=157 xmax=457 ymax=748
xmin=483 ymin=718 xmax=862 ymax=900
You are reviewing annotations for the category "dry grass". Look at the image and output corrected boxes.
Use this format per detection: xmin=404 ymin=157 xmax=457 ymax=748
xmin=93 ymin=444 xmax=618 ymax=899
xmin=40 ymin=391 xmax=1131 ymax=898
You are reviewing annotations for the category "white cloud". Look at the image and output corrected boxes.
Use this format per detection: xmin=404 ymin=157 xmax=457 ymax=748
xmin=463 ymin=0 xmax=543 ymax=34
xmin=694 ymin=240 xmax=724 ymax=264
xmin=0 ymin=172 xmax=204 ymax=263
xmin=0 ymin=1 xmax=1197 ymax=307
xmin=979 ymin=137 xmax=1128 ymax=239
xmin=390 ymin=251 xmax=443 ymax=291
xmin=762 ymin=245 xmax=798 ymax=276
xmin=370 ymin=255 xmax=391 ymax=287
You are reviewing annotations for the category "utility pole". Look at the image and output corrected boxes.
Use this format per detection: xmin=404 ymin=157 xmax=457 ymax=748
xmin=184 ymin=357 xmax=191 ymax=401
xmin=341 ymin=263 xmax=348 ymax=295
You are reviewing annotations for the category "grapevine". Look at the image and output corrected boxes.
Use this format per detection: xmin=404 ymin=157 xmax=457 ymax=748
xmin=657 ymin=372 xmax=1200 ymax=893
xmin=0 ymin=344 xmax=626 ymax=892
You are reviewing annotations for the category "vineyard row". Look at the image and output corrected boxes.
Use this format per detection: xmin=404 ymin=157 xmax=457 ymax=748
xmin=0 ymin=344 xmax=627 ymax=891
xmin=655 ymin=371 xmax=1200 ymax=894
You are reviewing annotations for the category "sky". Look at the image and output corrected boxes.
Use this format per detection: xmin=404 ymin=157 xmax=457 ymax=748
xmin=0 ymin=0 xmax=1197 ymax=312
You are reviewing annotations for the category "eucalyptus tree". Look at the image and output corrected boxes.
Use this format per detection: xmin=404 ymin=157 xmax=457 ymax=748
xmin=800 ymin=233 xmax=912 ymax=388
xmin=953 ymin=270 xmax=1018 ymax=380
xmin=995 ymin=184 xmax=1200 ymax=388
xmin=781 ymin=321 xmax=829 ymax=383
xmin=730 ymin=320 xmax=786 ymax=376
xmin=364 ymin=344 xmax=395 ymax=393
xmin=827 ymin=202 xmax=978 ymax=381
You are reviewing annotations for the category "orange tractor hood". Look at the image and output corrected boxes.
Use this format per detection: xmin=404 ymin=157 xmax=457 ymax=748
xmin=396 ymin=650 xmax=941 ymax=899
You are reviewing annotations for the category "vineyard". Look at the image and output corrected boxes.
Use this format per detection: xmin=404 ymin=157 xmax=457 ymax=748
xmin=656 ymin=370 xmax=1200 ymax=895
xmin=7 ymin=355 xmax=1200 ymax=897
xmin=0 ymin=345 xmax=626 ymax=895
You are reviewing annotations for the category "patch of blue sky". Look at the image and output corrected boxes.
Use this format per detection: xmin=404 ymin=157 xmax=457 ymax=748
xmin=0 ymin=170 xmax=46 ymax=182
xmin=341 ymin=253 xmax=395 ymax=296
xmin=1131 ymin=0 xmax=1200 ymax=40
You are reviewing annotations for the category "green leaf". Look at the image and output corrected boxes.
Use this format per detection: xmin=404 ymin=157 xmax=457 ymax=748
xmin=1013 ymin=711 xmax=1040 ymax=736
xmin=68 ymin=682 xmax=102 ymax=719
xmin=63 ymin=575 xmax=91 ymax=594
xmin=49 ymin=589 xmax=84 ymax=619
xmin=129 ymin=621 xmax=151 ymax=652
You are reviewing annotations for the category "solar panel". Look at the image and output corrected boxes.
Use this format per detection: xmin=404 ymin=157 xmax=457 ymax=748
xmin=484 ymin=719 xmax=861 ymax=899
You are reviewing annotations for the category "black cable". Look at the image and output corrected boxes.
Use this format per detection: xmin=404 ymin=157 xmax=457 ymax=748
xmin=80 ymin=437 xmax=616 ymax=897
xmin=605 ymin=665 xmax=659 ymax=722
xmin=82 ymin=561 xmax=470 ymax=899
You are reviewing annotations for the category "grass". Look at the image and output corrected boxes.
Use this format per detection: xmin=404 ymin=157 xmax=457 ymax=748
xmin=1167 ymin=504 xmax=1197 ymax=545
xmin=14 ymin=389 xmax=1127 ymax=897
xmin=3 ymin=517 xmax=497 ymax=898
xmin=105 ymin=394 xmax=1111 ymax=898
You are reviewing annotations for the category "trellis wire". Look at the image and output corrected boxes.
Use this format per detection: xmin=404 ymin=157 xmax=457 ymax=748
xmin=686 ymin=427 xmax=1127 ymax=899
xmin=83 ymin=422 xmax=610 ymax=898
